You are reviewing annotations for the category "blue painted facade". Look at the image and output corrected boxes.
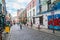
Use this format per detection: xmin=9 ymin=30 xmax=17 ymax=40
xmin=36 ymin=0 xmax=60 ymax=30
xmin=47 ymin=1 xmax=60 ymax=30
xmin=36 ymin=0 xmax=41 ymax=15
xmin=36 ymin=0 xmax=60 ymax=15
xmin=52 ymin=2 xmax=60 ymax=10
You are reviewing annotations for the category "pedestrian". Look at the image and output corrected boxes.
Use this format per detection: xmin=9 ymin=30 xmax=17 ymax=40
xmin=31 ymin=21 xmax=33 ymax=28
xmin=20 ymin=23 xmax=22 ymax=29
xmin=27 ymin=23 xmax=28 ymax=26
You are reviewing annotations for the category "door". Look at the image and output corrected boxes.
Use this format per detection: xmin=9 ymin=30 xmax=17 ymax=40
xmin=39 ymin=16 xmax=43 ymax=25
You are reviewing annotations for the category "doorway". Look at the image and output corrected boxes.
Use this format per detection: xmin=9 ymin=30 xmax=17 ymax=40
xmin=39 ymin=16 xmax=43 ymax=25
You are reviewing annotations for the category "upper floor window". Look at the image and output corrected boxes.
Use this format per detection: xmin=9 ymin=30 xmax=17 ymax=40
xmin=47 ymin=0 xmax=51 ymax=11
xmin=30 ymin=5 xmax=31 ymax=9
xmin=33 ymin=9 xmax=35 ymax=16
xmin=39 ymin=5 xmax=42 ymax=14
xmin=50 ymin=1 xmax=58 ymax=10
xmin=33 ymin=1 xmax=34 ymax=7
xmin=30 ymin=11 xmax=31 ymax=17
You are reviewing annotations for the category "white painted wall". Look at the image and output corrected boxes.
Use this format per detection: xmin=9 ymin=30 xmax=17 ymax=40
xmin=42 ymin=4 xmax=48 ymax=12
xmin=27 ymin=6 xmax=36 ymax=24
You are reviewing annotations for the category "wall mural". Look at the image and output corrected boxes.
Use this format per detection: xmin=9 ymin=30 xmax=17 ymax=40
xmin=48 ymin=14 xmax=60 ymax=30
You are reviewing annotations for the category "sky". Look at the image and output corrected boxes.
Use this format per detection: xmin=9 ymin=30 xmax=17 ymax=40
xmin=5 ymin=0 xmax=32 ymax=17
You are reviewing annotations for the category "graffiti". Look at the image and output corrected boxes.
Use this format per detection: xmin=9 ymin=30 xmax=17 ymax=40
xmin=48 ymin=14 xmax=60 ymax=30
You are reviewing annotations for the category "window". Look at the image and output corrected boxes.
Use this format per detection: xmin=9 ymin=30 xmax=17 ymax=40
xmin=33 ymin=9 xmax=35 ymax=16
xmin=33 ymin=17 xmax=35 ymax=24
xmin=30 ymin=11 xmax=31 ymax=17
xmin=47 ymin=0 xmax=51 ymax=11
xmin=30 ymin=5 xmax=31 ymax=9
xmin=39 ymin=5 xmax=42 ymax=14
xmin=33 ymin=1 xmax=34 ymax=7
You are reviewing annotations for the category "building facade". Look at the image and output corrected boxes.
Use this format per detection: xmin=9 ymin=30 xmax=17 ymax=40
xmin=35 ymin=0 xmax=60 ymax=30
xmin=17 ymin=9 xmax=27 ymax=24
xmin=17 ymin=9 xmax=23 ymax=23
xmin=2 ymin=0 xmax=7 ymax=15
xmin=0 ymin=0 xmax=2 ymax=28
xmin=17 ymin=9 xmax=23 ymax=18
xmin=0 ymin=0 xmax=2 ymax=13
xmin=0 ymin=0 xmax=7 ymax=30
xmin=22 ymin=9 xmax=27 ymax=24
xmin=27 ymin=0 xmax=36 ymax=25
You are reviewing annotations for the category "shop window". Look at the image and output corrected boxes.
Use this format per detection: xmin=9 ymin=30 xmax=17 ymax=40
xmin=33 ymin=9 xmax=35 ymax=16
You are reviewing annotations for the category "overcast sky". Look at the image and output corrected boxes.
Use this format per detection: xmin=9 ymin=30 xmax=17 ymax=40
xmin=5 ymin=0 xmax=31 ymax=17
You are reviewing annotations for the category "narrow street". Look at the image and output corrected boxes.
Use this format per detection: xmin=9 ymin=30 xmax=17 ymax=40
xmin=7 ymin=24 xmax=60 ymax=40
xmin=1 ymin=0 xmax=60 ymax=40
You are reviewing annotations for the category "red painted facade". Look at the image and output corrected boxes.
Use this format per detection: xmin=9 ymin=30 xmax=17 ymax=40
xmin=26 ymin=0 xmax=36 ymax=11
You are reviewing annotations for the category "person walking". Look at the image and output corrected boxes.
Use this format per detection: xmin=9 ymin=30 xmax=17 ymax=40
xmin=31 ymin=21 xmax=33 ymax=28
xmin=20 ymin=23 xmax=22 ymax=30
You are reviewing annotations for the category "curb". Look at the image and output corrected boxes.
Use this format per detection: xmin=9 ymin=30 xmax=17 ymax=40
xmin=26 ymin=25 xmax=60 ymax=37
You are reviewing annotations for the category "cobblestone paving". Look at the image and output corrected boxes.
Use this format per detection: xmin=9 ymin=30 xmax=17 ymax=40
xmin=7 ymin=24 xmax=60 ymax=40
